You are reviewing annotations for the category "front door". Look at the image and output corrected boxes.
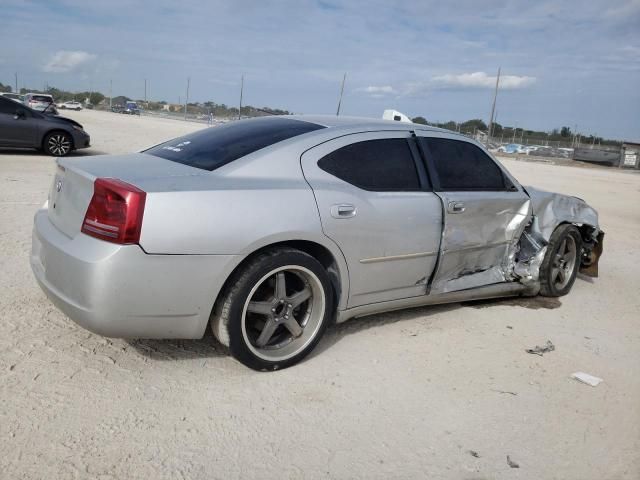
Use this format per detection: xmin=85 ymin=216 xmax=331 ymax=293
xmin=0 ymin=97 xmax=37 ymax=147
xmin=301 ymin=131 xmax=442 ymax=307
xmin=416 ymin=132 xmax=531 ymax=294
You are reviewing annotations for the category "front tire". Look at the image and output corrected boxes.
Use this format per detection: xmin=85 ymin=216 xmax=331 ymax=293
xmin=212 ymin=249 xmax=334 ymax=371
xmin=539 ymin=224 xmax=582 ymax=297
xmin=44 ymin=131 xmax=73 ymax=157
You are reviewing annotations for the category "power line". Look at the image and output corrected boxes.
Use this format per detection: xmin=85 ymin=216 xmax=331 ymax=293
xmin=487 ymin=67 xmax=501 ymax=140
xmin=238 ymin=75 xmax=244 ymax=120
xmin=336 ymin=72 xmax=346 ymax=116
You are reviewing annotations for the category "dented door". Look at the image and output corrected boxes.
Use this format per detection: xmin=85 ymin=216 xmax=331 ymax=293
xmin=431 ymin=191 xmax=530 ymax=293
xmin=416 ymin=133 xmax=531 ymax=294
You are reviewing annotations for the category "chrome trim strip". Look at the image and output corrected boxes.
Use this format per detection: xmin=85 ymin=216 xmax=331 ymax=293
xmin=85 ymin=219 xmax=119 ymax=231
xmin=359 ymin=251 xmax=437 ymax=264
xmin=336 ymin=282 xmax=529 ymax=323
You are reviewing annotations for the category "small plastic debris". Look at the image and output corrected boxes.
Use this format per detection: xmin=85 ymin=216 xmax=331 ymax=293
xmin=491 ymin=389 xmax=518 ymax=396
xmin=571 ymin=372 xmax=603 ymax=387
xmin=468 ymin=450 xmax=480 ymax=458
xmin=526 ymin=340 xmax=555 ymax=356
xmin=507 ymin=455 xmax=520 ymax=468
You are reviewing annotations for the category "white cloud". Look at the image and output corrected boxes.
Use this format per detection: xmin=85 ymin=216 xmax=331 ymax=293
xmin=431 ymin=71 xmax=536 ymax=90
xmin=43 ymin=50 xmax=97 ymax=73
xmin=363 ymin=85 xmax=396 ymax=94
xmin=355 ymin=85 xmax=398 ymax=98
xmin=356 ymin=85 xmax=397 ymax=97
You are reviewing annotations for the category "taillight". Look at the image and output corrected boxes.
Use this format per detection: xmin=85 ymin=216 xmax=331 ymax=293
xmin=82 ymin=178 xmax=146 ymax=244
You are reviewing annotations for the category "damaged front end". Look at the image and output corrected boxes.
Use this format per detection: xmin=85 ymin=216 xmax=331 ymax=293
xmin=508 ymin=187 xmax=604 ymax=292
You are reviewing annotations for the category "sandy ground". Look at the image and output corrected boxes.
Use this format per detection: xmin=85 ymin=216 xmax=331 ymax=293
xmin=1 ymin=110 xmax=639 ymax=480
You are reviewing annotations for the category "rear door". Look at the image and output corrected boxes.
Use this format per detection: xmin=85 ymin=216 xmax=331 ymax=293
xmin=415 ymin=132 xmax=531 ymax=294
xmin=301 ymin=131 xmax=442 ymax=307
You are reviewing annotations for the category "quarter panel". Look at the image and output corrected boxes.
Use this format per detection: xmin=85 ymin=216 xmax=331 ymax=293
xmin=140 ymin=184 xmax=324 ymax=255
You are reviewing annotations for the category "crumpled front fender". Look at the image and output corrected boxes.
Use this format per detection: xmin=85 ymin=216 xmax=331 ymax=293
xmin=525 ymin=186 xmax=600 ymax=241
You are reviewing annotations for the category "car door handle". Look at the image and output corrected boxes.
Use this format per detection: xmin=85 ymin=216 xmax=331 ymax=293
xmin=447 ymin=201 xmax=466 ymax=214
xmin=330 ymin=204 xmax=357 ymax=219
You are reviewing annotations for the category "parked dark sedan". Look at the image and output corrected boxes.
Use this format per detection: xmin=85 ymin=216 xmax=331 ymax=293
xmin=0 ymin=95 xmax=90 ymax=156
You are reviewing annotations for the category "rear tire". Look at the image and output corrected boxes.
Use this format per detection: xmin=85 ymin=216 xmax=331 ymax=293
xmin=43 ymin=131 xmax=73 ymax=157
xmin=539 ymin=224 xmax=582 ymax=297
xmin=212 ymin=248 xmax=334 ymax=371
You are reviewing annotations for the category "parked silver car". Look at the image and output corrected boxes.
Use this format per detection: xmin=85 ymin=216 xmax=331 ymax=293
xmin=30 ymin=116 xmax=604 ymax=370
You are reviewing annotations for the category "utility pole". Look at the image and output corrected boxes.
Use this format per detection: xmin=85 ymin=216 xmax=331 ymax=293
xmin=487 ymin=67 xmax=501 ymax=140
xmin=144 ymin=78 xmax=147 ymax=104
xmin=109 ymin=79 xmax=112 ymax=110
xmin=15 ymin=72 xmax=18 ymax=94
xmin=184 ymin=77 xmax=190 ymax=120
xmin=238 ymin=75 xmax=244 ymax=120
xmin=336 ymin=72 xmax=347 ymax=116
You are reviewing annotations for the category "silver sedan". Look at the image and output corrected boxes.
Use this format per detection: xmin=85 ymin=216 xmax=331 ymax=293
xmin=30 ymin=116 xmax=604 ymax=370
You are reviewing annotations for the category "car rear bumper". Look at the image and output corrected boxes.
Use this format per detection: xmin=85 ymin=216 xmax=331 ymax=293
xmin=30 ymin=208 xmax=237 ymax=339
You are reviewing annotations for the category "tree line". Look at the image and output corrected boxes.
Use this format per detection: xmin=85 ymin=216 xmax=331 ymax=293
xmin=0 ymin=81 xmax=620 ymax=143
xmin=411 ymin=116 xmax=620 ymax=146
xmin=0 ymin=82 xmax=288 ymax=118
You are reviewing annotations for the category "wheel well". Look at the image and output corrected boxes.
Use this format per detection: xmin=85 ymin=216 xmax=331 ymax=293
xmin=211 ymin=240 xmax=342 ymax=325
xmin=42 ymin=129 xmax=74 ymax=151
xmin=554 ymin=221 xmax=598 ymax=245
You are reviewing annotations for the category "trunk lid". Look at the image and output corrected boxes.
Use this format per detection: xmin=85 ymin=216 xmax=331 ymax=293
xmin=48 ymin=162 xmax=96 ymax=238
xmin=47 ymin=153 xmax=208 ymax=238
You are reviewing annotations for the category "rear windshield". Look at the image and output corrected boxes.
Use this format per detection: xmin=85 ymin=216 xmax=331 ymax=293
xmin=31 ymin=95 xmax=52 ymax=102
xmin=144 ymin=117 xmax=325 ymax=171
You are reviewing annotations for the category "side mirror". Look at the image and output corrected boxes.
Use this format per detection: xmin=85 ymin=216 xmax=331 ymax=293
xmin=13 ymin=110 xmax=26 ymax=120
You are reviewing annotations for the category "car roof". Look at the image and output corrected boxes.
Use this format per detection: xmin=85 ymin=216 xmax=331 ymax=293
xmin=284 ymin=114 xmax=458 ymax=136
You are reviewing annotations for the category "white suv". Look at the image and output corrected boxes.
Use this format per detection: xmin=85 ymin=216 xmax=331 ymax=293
xmin=58 ymin=101 xmax=83 ymax=111
xmin=23 ymin=93 xmax=57 ymax=113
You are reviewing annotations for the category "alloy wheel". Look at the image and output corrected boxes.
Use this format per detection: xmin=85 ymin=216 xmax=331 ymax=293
xmin=48 ymin=134 xmax=71 ymax=156
xmin=551 ymin=235 xmax=577 ymax=289
xmin=241 ymin=265 xmax=325 ymax=362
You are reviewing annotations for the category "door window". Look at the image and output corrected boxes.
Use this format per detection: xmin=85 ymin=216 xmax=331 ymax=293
xmin=318 ymin=138 xmax=420 ymax=191
xmin=421 ymin=137 xmax=507 ymax=191
xmin=0 ymin=97 xmax=19 ymax=114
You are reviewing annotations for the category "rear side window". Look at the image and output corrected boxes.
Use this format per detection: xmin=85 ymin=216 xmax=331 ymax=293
xmin=145 ymin=117 xmax=324 ymax=171
xmin=420 ymin=137 xmax=506 ymax=190
xmin=318 ymin=138 xmax=420 ymax=191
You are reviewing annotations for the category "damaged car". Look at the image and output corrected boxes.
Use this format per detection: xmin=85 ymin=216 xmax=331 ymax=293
xmin=30 ymin=116 xmax=604 ymax=370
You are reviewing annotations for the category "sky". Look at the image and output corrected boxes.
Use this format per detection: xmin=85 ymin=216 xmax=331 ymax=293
xmin=1 ymin=0 xmax=639 ymax=140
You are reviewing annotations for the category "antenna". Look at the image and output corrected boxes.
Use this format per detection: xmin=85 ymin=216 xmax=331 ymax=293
xmin=487 ymin=67 xmax=501 ymax=140
xmin=238 ymin=75 xmax=244 ymax=120
xmin=336 ymin=72 xmax=346 ymax=116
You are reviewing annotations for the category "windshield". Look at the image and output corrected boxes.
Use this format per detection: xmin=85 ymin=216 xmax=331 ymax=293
xmin=144 ymin=117 xmax=324 ymax=171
